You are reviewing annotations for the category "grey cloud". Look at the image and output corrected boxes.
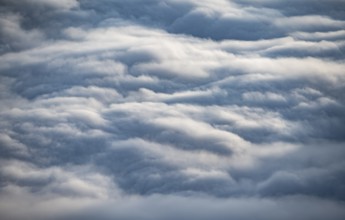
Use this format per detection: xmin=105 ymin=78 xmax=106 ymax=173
xmin=291 ymin=30 xmax=345 ymax=41
xmin=0 ymin=13 xmax=45 ymax=53
xmin=234 ymin=0 xmax=345 ymax=20
xmin=1 ymin=193 xmax=345 ymax=220
xmin=168 ymin=7 xmax=283 ymax=40
xmin=1 ymin=0 xmax=345 ymax=219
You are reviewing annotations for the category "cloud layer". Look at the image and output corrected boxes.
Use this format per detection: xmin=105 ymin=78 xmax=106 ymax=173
xmin=1 ymin=0 xmax=345 ymax=219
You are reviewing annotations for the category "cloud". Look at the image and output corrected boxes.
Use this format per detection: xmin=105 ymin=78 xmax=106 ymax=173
xmin=0 ymin=13 xmax=45 ymax=52
xmin=1 ymin=0 xmax=345 ymax=219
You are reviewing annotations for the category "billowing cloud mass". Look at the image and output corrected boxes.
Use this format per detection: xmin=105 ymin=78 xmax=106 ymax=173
xmin=1 ymin=0 xmax=345 ymax=219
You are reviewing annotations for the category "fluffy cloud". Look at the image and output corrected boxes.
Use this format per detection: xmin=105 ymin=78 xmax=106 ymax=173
xmin=0 ymin=0 xmax=345 ymax=219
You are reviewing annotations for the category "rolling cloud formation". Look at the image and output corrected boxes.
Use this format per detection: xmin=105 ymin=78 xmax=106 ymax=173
xmin=0 ymin=0 xmax=345 ymax=219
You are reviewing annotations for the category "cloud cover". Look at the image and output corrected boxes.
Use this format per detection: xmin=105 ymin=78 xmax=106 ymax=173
xmin=0 ymin=0 xmax=345 ymax=219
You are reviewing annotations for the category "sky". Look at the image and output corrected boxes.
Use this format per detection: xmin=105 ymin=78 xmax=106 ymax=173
xmin=0 ymin=0 xmax=345 ymax=219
